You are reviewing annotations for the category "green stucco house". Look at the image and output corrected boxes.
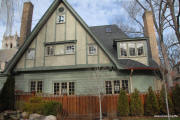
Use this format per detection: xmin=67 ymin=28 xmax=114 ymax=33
xmin=0 ymin=0 xmax=162 ymax=96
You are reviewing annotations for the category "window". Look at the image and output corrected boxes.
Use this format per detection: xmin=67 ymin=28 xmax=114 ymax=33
xmin=114 ymin=80 xmax=120 ymax=94
xmin=69 ymin=82 xmax=75 ymax=95
xmin=61 ymin=82 xmax=67 ymax=95
xmin=53 ymin=82 xmax=75 ymax=95
xmin=54 ymin=83 xmax=60 ymax=95
xmin=26 ymin=49 xmax=35 ymax=59
xmin=137 ymin=43 xmax=144 ymax=56
xmin=56 ymin=15 xmax=65 ymax=23
xmin=88 ymin=45 xmax=97 ymax=55
xmin=120 ymin=43 xmax=127 ymax=57
xmin=129 ymin=43 xmax=136 ymax=56
xmin=10 ymin=43 xmax=13 ymax=48
xmin=122 ymin=80 xmax=128 ymax=92
xmin=106 ymin=28 xmax=112 ymax=33
xmin=30 ymin=81 xmax=43 ymax=93
xmin=105 ymin=81 xmax=112 ymax=94
xmin=105 ymin=80 xmax=129 ymax=94
xmin=46 ymin=46 xmax=54 ymax=56
xmin=65 ymin=45 xmax=75 ymax=54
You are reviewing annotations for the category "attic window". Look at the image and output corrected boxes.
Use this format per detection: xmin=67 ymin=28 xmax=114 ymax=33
xmin=88 ymin=45 xmax=97 ymax=55
xmin=106 ymin=28 xmax=112 ymax=33
xmin=56 ymin=15 xmax=65 ymax=23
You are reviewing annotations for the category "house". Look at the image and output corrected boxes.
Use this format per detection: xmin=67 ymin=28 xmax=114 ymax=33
xmin=0 ymin=0 xmax=163 ymax=95
xmin=172 ymin=62 xmax=180 ymax=85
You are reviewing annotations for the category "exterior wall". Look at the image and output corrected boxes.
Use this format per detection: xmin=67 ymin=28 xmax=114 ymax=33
xmin=0 ymin=76 xmax=7 ymax=91
xmin=15 ymin=70 xmax=158 ymax=95
xmin=117 ymin=40 xmax=149 ymax=65
xmin=15 ymin=2 xmax=111 ymax=70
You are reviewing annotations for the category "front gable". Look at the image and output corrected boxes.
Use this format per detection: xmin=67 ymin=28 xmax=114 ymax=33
xmin=13 ymin=0 xmax=114 ymax=72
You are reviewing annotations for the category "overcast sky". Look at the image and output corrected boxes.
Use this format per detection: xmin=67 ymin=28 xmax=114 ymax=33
xmin=0 ymin=0 xmax=129 ymax=48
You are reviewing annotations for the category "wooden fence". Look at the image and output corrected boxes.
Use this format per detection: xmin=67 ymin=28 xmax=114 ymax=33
xmin=16 ymin=94 xmax=145 ymax=116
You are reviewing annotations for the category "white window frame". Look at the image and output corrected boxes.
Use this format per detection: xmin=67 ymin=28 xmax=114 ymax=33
xmin=119 ymin=43 xmax=127 ymax=57
xmin=53 ymin=82 xmax=75 ymax=96
xmin=56 ymin=14 xmax=65 ymax=24
xmin=105 ymin=80 xmax=129 ymax=94
xmin=46 ymin=46 xmax=54 ymax=56
xmin=26 ymin=48 xmax=35 ymax=60
xmin=128 ymin=43 xmax=136 ymax=56
xmin=65 ymin=44 xmax=75 ymax=54
xmin=88 ymin=44 xmax=97 ymax=55
xmin=30 ymin=80 xmax=43 ymax=93
xmin=137 ymin=43 xmax=144 ymax=56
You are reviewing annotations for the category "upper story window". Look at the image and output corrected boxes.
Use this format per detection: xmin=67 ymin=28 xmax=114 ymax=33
xmin=88 ymin=45 xmax=97 ymax=55
xmin=128 ymin=43 xmax=136 ymax=56
xmin=26 ymin=49 xmax=35 ymax=60
xmin=106 ymin=28 xmax=112 ymax=33
xmin=56 ymin=14 xmax=65 ymax=24
xmin=46 ymin=46 xmax=54 ymax=56
xmin=65 ymin=45 xmax=75 ymax=54
xmin=120 ymin=43 xmax=127 ymax=57
xmin=119 ymin=42 xmax=145 ymax=58
xmin=137 ymin=43 xmax=144 ymax=56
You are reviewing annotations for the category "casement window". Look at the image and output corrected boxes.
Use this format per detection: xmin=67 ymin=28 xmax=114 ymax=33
xmin=137 ymin=43 xmax=144 ymax=56
xmin=122 ymin=80 xmax=129 ymax=92
xmin=114 ymin=80 xmax=120 ymax=94
xmin=53 ymin=82 xmax=75 ymax=95
xmin=26 ymin=49 xmax=35 ymax=59
xmin=119 ymin=42 xmax=145 ymax=58
xmin=88 ymin=45 xmax=97 ymax=55
xmin=105 ymin=81 xmax=112 ymax=94
xmin=46 ymin=46 xmax=54 ymax=56
xmin=56 ymin=14 xmax=65 ymax=23
xmin=105 ymin=80 xmax=129 ymax=94
xmin=65 ymin=45 xmax=75 ymax=54
xmin=30 ymin=81 xmax=43 ymax=93
xmin=128 ymin=43 xmax=136 ymax=56
xmin=120 ymin=43 xmax=127 ymax=57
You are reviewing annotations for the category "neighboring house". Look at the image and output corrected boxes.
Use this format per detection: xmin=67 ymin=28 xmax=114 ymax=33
xmin=0 ymin=0 xmax=163 ymax=95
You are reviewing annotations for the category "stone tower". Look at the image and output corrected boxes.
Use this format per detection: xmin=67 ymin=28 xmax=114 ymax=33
xmin=2 ymin=33 xmax=19 ymax=49
xmin=143 ymin=11 xmax=160 ymax=65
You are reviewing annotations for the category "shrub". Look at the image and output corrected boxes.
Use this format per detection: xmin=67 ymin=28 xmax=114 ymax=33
xmin=0 ymin=75 xmax=15 ymax=112
xmin=159 ymin=86 xmax=174 ymax=115
xmin=172 ymin=84 xmax=180 ymax=114
xmin=24 ymin=96 xmax=45 ymax=114
xmin=130 ymin=88 xmax=144 ymax=116
xmin=117 ymin=89 xmax=129 ymax=116
xmin=144 ymin=87 xmax=159 ymax=116
xmin=42 ymin=101 xmax=62 ymax=116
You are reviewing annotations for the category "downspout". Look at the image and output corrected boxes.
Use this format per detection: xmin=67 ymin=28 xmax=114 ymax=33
xmin=129 ymin=69 xmax=134 ymax=93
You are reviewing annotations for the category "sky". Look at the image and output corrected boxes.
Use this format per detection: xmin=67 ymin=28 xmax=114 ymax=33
xmin=0 ymin=0 xmax=130 ymax=48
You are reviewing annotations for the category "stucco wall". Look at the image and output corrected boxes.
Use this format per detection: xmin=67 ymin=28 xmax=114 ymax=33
xmin=15 ymin=2 xmax=111 ymax=70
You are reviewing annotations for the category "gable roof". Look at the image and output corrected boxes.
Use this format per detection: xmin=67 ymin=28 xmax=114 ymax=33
xmin=90 ymin=25 xmax=159 ymax=70
xmin=4 ymin=0 xmax=123 ymax=74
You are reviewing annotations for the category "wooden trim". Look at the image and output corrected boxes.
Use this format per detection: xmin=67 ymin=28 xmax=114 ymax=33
xmin=44 ymin=40 xmax=77 ymax=46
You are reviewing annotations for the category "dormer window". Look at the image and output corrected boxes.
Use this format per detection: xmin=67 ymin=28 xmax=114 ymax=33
xmin=118 ymin=41 xmax=146 ymax=59
xmin=128 ymin=43 xmax=136 ymax=56
xmin=120 ymin=43 xmax=127 ymax=57
xmin=106 ymin=28 xmax=112 ymax=33
xmin=137 ymin=43 xmax=144 ymax=56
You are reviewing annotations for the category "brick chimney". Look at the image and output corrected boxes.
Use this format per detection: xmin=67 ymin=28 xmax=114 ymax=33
xmin=19 ymin=2 xmax=33 ymax=47
xmin=143 ymin=11 xmax=160 ymax=65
